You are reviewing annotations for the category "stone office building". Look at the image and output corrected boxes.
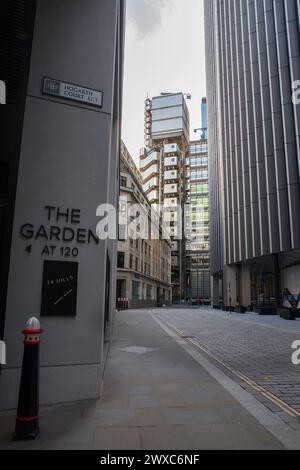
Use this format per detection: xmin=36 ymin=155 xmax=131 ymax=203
xmin=0 ymin=0 xmax=125 ymax=410
xmin=117 ymin=142 xmax=172 ymax=308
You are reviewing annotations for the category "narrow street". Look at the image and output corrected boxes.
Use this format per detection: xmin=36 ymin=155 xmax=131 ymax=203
xmin=155 ymin=307 xmax=300 ymax=419
xmin=1 ymin=307 xmax=300 ymax=450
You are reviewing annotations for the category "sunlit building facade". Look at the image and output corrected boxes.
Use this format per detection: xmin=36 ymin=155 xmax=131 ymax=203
xmin=140 ymin=93 xmax=190 ymax=303
xmin=117 ymin=142 xmax=172 ymax=308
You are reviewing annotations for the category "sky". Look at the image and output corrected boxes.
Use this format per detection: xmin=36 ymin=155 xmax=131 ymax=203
xmin=122 ymin=0 xmax=206 ymax=164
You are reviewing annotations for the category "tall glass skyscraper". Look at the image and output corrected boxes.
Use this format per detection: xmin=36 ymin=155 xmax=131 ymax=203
xmin=186 ymin=99 xmax=210 ymax=303
xmin=204 ymin=0 xmax=300 ymax=313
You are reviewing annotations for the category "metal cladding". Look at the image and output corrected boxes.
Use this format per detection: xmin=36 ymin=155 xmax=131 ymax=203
xmin=204 ymin=0 xmax=300 ymax=275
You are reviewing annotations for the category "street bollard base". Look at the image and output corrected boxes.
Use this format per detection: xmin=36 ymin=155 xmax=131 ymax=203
xmin=14 ymin=419 xmax=40 ymax=441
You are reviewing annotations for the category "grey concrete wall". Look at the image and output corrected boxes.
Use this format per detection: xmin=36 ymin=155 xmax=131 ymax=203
xmin=0 ymin=0 xmax=125 ymax=410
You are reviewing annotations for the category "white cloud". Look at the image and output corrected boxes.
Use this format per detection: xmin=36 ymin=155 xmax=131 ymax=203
xmin=123 ymin=0 xmax=206 ymax=162
xmin=127 ymin=0 xmax=175 ymax=39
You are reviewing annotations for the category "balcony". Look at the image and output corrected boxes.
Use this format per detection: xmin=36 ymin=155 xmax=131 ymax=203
xmin=140 ymin=150 xmax=159 ymax=170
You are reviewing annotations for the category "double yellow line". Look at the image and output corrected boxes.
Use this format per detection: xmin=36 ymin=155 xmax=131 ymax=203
xmin=158 ymin=315 xmax=300 ymax=418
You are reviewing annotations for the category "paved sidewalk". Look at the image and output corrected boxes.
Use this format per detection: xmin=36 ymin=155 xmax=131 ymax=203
xmin=0 ymin=309 xmax=285 ymax=450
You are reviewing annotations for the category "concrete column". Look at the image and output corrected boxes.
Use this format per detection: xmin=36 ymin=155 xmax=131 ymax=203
xmin=223 ymin=265 xmax=238 ymax=309
xmin=212 ymin=275 xmax=220 ymax=308
xmin=240 ymin=264 xmax=251 ymax=308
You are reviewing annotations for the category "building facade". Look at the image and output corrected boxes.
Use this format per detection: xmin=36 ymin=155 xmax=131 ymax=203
xmin=0 ymin=0 xmax=125 ymax=410
xmin=186 ymin=139 xmax=210 ymax=303
xmin=185 ymin=99 xmax=210 ymax=303
xmin=140 ymin=93 xmax=190 ymax=303
xmin=117 ymin=142 xmax=172 ymax=309
xmin=205 ymin=0 xmax=300 ymax=312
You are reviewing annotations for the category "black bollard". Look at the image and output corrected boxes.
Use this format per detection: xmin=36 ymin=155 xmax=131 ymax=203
xmin=14 ymin=317 xmax=43 ymax=441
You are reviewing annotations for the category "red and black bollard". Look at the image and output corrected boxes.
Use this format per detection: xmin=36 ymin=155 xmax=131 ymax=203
xmin=14 ymin=317 xmax=43 ymax=441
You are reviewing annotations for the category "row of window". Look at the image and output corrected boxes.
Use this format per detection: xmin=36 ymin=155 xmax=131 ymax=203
xmin=132 ymin=281 xmax=170 ymax=302
xmin=190 ymin=170 xmax=208 ymax=181
xmin=188 ymin=212 xmax=209 ymax=222
xmin=189 ymin=183 xmax=209 ymax=194
xmin=120 ymin=177 xmax=146 ymax=206
xmin=188 ymin=156 xmax=208 ymax=167
xmin=190 ymin=197 xmax=209 ymax=208
xmin=118 ymin=251 xmax=152 ymax=276
xmin=189 ymin=144 xmax=208 ymax=154
xmin=129 ymin=238 xmax=151 ymax=256
xmin=186 ymin=242 xmax=210 ymax=251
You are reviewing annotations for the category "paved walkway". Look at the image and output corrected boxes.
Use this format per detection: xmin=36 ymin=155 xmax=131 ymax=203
xmin=0 ymin=309 xmax=288 ymax=450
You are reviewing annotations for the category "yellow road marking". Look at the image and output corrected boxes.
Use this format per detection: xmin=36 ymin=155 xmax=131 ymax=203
xmin=157 ymin=315 xmax=300 ymax=418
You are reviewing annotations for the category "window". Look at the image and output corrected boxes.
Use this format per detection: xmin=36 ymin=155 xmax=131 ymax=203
xmin=190 ymin=144 xmax=208 ymax=155
xmin=117 ymin=252 xmax=125 ymax=269
xmin=190 ymin=170 xmax=208 ymax=181
xmin=119 ymin=200 xmax=127 ymax=214
xmin=147 ymin=285 xmax=152 ymax=300
xmin=120 ymin=177 xmax=127 ymax=188
xmin=190 ymin=156 xmax=208 ymax=167
xmin=118 ymin=225 xmax=126 ymax=241
xmin=191 ymin=198 xmax=209 ymax=208
xmin=132 ymin=281 xmax=140 ymax=301
xmin=190 ymin=183 xmax=208 ymax=195
xmin=130 ymin=254 xmax=133 ymax=269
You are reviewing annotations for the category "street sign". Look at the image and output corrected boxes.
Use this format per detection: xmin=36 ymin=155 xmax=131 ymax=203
xmin=42 ymin=77 xmax=103 ymax=108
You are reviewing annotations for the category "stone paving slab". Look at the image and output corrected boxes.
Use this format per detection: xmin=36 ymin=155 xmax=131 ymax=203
xmin=0 ymin=309 xmax=284 ymax=450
